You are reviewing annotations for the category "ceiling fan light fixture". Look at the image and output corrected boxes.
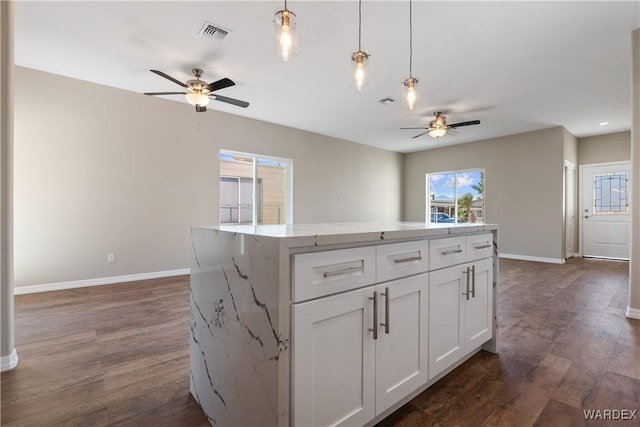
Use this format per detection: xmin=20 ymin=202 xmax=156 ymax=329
xmin=428 ymin=127 xmax=447 ymax=138
xmin=185 ymin=91 xmax=210 ymax=107
xmin=274 ymin=3 xmax=296 ymax=62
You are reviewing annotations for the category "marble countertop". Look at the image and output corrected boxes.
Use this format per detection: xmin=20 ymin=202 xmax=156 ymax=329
xmin=194 ymin=222 xmax=498 ymax=249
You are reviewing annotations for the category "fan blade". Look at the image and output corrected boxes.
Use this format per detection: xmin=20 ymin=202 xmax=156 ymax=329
xmin=150 ymin=69 xmax=188 ymax=88
xmin=445 ymin=127 xmax=459 ymax=135
xmin=412 ymin=131 xmax=430 ymax=139
xmin=400 ymin=127 xmax=428 ymax=130
xmin=207 ymin=78 xmax=235 ymax=92
xmin=212 ymin=95 xmax=249 ymax=108
xmin=448 ymin=120 xmax=480 ymax=128
xmin=196 ymin=105 xmax=207 ymax=113
xmin=143 ymin=92 xmax=187 ymax=96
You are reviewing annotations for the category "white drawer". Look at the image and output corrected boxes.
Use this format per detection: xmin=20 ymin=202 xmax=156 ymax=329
xmin=376 ymin=240 xmax=430 ymax=282
xmin=466 ymin=233 xmax=493 ymax=262
xmin=293 ymin=246 xmax=376 ymax=302
xmin=429 ymin=236 xmax=466 ymax=270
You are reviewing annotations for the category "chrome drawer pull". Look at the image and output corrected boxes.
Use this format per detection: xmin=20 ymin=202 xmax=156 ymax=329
xmin=474 ymin=244 xmax=492 ymax=250
xmin=322 ymin=265 xmax=363 ymax=278
xmin=440 ymin=249 xmax=463 ymax=256
xmin=381 ymin=287 xmax=390 ymax=334
xmin=462 ymin=267 xmax=470 ymax=300
xmin=471 ymin=265 xmax=476 ymax=298
xmin=393 ymin=255 xmax=422 ymax=264
xmin=369 ymin=291 xmax=378 ymax=340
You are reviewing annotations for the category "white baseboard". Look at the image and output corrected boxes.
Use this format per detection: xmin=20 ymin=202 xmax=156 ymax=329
xmin=626 ymin=306 xmax=640 ymax=320
xmin=13 ymin=268 xmax=190 ymax=295
xmin=499 ymin=253 xmax=565 ymax=265
xmin=1 ymin=349 xmax=18 ymax=372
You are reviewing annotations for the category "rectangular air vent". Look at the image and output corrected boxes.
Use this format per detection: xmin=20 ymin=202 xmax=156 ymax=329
xmin=199 ymin=21 xmax=230 ymax=40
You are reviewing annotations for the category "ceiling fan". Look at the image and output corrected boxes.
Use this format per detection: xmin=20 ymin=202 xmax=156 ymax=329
xmin=401 ymin=112 xmax=480 ymax=139
xmin=143 ymin=68 xmax=249 ymax=112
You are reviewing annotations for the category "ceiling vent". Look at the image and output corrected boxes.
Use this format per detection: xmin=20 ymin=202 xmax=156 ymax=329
xmin=378 ymin=97 xmax=396 ymax=105
xmin=199 ymin=21 xmax=230 ymax=40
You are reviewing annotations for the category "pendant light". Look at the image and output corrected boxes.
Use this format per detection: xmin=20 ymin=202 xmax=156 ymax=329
xmin=402 ymin=0 xmax=418 ymax=110
xmin=351 ymin=0 xmax=370 ymax=90
xmin=274 ymin=0 xmax=297 ymax=61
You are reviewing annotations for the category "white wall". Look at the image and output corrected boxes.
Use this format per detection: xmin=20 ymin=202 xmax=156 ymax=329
xmin=14 ymin=67 xmax=403 ymax=287
xmin=404 ymin=127 xmax=566 ymax=261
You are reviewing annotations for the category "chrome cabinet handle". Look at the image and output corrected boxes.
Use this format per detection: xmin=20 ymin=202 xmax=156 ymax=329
xmin=380 ymin=287 xmax=390 ymax=334
xmin=369 ymin=291 xmax=378 ymax=340
xmin=323 ymin=265 xmax=362 ymax=278
xmin=474 ymin=244 xmax=492 ymax=250
xmin=393 ymin=255 xmax=422 ymax=264
xmin=462 ymin=267 xmax=470 ymax=300
xmin=471 ymin=265 xmax=476 ymax=298
xmin=441 ymin=248 xmax=463 ymax=256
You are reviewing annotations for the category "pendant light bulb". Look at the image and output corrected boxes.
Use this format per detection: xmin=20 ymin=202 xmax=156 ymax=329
xmin=403 ymin=77 xmax=418 ymax=110
xmin=352 ymin=51 xmax=370 ymax=90
xmin=274 ymin=6 xmax=297 ymax=62
xmin=280 ymin=12 xmax=292 ymax=60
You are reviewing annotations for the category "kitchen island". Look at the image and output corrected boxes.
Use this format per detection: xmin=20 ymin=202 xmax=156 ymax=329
xmin=190 ymin=222 xmax=498 ymax=427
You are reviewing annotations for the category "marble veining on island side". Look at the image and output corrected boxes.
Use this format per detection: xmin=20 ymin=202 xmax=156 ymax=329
xmin=190 ymin=228 xmax=287 ymax=426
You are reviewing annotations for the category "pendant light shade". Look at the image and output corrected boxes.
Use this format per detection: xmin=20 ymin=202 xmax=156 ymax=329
xmin=351 ymin=0 xmax=370 ymax=90
xmin=402 ymin=77 xmax=418 ymax=110
xmin=274 ymin=2 xmax=297 ymax=62
xmin=403 ymin=0 xmax=418 ymax=109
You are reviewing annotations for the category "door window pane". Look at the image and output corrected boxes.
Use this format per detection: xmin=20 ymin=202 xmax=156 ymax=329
xmin=593 ymin=172 xmax=628 ymax=214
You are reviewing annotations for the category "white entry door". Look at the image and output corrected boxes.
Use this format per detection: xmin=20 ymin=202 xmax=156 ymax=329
xmin=580 ymin=162 xmax=631 ymax=259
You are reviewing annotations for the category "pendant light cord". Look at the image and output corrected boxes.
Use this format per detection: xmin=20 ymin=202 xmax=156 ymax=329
xmin=409 ymin=0 xmax=413 ymax=77
xmin=358 ymin=0 xmax=362 ymax=51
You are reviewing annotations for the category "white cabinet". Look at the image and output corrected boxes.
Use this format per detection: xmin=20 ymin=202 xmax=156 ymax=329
xmin=292 ymin=286 xmax=376 ymax=427
xmin=375 ymin=274 xmax=429 ymax=414
xmin=428 ymin=257 xmax=493 ymax=379
xmin=292 ymin=233 xmax=494 ymax=427
xmin=293 ymin=273 xmax=429 ymax=427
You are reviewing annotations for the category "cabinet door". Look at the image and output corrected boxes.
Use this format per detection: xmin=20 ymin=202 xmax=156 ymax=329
xmin=293 ymin=287 xmax=376 ymax=427
xmin=375 ymin=273 xmax=429 ymax=415
xmin=465 ymin=258 xmax=493 ymax=349
xmin=428 ymin=266 xmax=465 ymax=380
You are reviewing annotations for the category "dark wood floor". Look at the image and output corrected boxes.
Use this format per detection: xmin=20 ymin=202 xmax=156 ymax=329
xmin=1 ymin=257 xmax=638 ymax=426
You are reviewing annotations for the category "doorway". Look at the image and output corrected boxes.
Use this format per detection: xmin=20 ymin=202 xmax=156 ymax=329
xmin=565 ymin=161 xmax=576 ymax=259
xmin=579 ymin=162 xmax=631 ymax=259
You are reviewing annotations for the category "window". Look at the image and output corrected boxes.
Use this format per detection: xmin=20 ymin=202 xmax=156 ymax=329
xmin=427 ymin=169 xmax=485 ymax=224
xmin=593 ymin=172 xmax=629 ymax=214
xmin=219 ymin=151 xmax=292 ymax=225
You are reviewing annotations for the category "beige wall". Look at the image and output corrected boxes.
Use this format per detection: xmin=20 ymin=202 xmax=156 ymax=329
xmin=578 ymin=131 xmax=631 ymax=165
xmin=405 ymin=127 xmax=566 ymax=261
xmin=14 ymin=67 xmax=403 ymax=287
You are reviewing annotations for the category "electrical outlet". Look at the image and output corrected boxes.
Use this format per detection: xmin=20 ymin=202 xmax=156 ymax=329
xmin=107 ymin=253 xmax=116 ymax=263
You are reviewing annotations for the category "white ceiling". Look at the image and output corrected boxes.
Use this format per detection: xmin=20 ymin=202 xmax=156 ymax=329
xmin=14 ymin=1 xmax=640 ymax=153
